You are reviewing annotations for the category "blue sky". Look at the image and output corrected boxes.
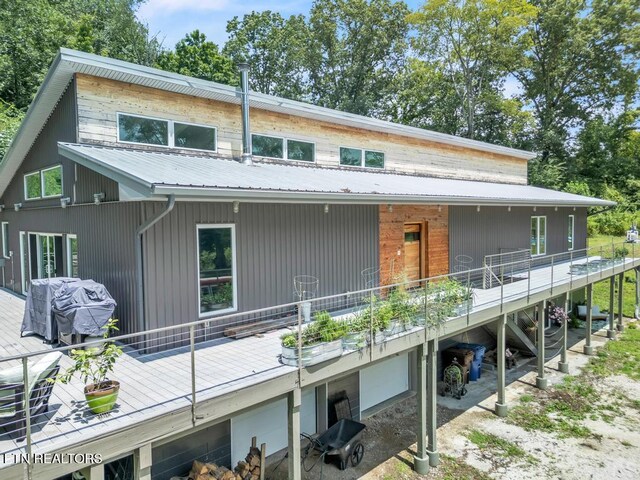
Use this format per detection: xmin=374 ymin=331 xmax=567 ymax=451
xmin=137 ymin=0 xmax=424 ymax=48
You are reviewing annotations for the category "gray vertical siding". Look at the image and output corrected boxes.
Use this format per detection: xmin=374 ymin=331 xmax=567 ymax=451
xmin=74 ymin=164 xmax=120 ymax=203
xmin=327 ymin=372 xmax=360 ymax=423
xmin=141 ymin=202 xmax=379 ymax=332
xmin=449 ymin=206 xmax=588 ymax=270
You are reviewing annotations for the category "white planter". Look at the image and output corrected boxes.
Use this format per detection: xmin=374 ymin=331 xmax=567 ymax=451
xmin=342 ymin=331 xmax=367 ymax=352
xmin=281 ymin=339 xmax=343 ymax=367
xmin=384 ymin=320 xmax=410 ymax=338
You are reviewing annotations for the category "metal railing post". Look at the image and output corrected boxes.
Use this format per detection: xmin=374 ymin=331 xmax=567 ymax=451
xmin=297 ymin=302 xmax=303 ymax=373
xmin=189 ymin=325 xmax=197 ymax=425
xmin=22 ymin=357 xmax=32 ymax=479
xmin=370 ymin=289 xmax=375 ymax=360
xmin=586 ymin=245 xmax=590 ymax=284
xmin=600 ymin=246 xmax=604 ymax=278
xmin=500 ymin=268 xmax=504 ymax=312
xmin=569 ymin=249 xmax=574 ymax=290
xmin=527 ymin=259 xmax=531 ymax=302
xmin=466 ymin=270 xmax=471 ymax=322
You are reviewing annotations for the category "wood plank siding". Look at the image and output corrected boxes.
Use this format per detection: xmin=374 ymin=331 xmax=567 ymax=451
xmin=75 ymin=74 xmax=528 ymax=184
xmin=379 ymin=205 xmax=449 ymax=285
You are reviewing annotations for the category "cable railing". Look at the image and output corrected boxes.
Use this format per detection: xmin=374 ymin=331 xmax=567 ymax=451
xmin=0 ymin=240 xmax=638 ymax=472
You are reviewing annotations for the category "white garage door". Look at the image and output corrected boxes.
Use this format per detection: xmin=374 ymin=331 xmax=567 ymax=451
xmin=231 ymin=388 xmax=316 ymax=465
xmin=360 ymin=354 xmax=409 ymax=413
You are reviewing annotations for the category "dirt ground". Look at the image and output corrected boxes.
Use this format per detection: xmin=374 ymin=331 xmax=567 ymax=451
xmin=267 ymin=324 xmax=640 ymax=480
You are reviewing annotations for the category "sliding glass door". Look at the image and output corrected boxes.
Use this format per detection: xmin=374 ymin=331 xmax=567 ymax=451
xmin=28 ymin=233 xmax=63 ymax=280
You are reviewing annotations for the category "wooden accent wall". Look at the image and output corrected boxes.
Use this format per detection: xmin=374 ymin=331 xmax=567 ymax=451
xmin=74 ymin=74 xmax=528 ymax=184
xmin=379 ymin=205 xmax=449 ymax=285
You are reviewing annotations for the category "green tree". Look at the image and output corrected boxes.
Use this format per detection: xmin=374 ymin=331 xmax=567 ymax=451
xmin=224 ymin=11 xmax=308 ymax=99
xmin=0 ymin=99 xmax=24 ymax=160
xmin=513 ymin=0 xmax=640 ymax=176
xmin=156 ymin=30 xmax=237 ymax=85
xmin=306 ymin=0 xmax=410 ymax=115
xmin=409 ymin=0 xmax=536 ymax=140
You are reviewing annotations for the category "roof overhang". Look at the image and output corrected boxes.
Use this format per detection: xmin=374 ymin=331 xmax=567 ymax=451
xmin=58 ymin=143 xmax=615 ymax=208
xmin=1 ymin=48 xmax=537 ymax=198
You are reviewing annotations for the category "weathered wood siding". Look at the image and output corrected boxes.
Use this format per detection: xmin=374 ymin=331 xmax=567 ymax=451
xmin=75 ymin=74 xmax=528 ymax=184
xmin=379 ymin=205 xmax=449 ymax=285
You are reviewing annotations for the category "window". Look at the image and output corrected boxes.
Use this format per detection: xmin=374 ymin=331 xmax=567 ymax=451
xmin=339 ymin=147 xmax=384 ymax=169
xmin=531 ymin=216 xmax=547 ymax=256
xmin=1 ymin=222 xmax=8 ymax=258
xmin=67 ymin=235 xmax=78 ymax=277
xmin=251 ymin=134 xmax=314 ymax=162
xmin=175 ymin=122 xmax=216 ymax=151
xmin=42 ymin=166 xmax=62 ymax=198
xmin=252 ymin=134 xmax=284 ymax=159
xmin=118 ymin=114 xmax=168 ymax=146
xmin=24 ymin=166 xmax=63 ymax=200
xmin=286 ymin=139 xmax=314 ymax=162
xmin=568 ymin=215 xmax=575 ymax=251
xmin=197 ymin=225 xmax=236 ymax=316
xmin=24 ymin=172 xmax=42 ymax=199
xmin=28 ymin=233 xmax=63 ymax=279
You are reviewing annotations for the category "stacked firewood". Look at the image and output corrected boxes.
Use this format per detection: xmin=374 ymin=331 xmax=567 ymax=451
xmin=185 ymin=439 xmax=265 ymax=480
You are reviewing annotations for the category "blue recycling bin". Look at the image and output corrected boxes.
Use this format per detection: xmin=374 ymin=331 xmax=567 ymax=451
xmin=455 ymin=343 xmax=486 ymax=381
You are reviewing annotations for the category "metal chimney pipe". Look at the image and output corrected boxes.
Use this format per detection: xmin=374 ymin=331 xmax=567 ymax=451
xmin=238 ymin=63 xmax=252 ymax=165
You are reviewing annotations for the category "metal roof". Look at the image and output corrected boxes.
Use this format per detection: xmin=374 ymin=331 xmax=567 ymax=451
xmin=58 ymin=143 xmax=614 ymax=207
xmin=0 ymin=48 xmax=536 ymax=198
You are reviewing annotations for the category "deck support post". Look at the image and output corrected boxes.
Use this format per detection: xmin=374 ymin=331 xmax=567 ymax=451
xmin=607 ymin=276 xmax=616 ymax=339
xmin=559 ymin=292 xmax=569 ymax=373
xmin=135 ymin=443 xmax=152 ymax=480
xmin=87 ymin=464 xmax=105 ymax=480
xmin=287 ymin=388 xmax=302 ymax=480
xmin=426 ymin=339 xmax=439 ymax=467
xmin=617 ymin=273 xmax=624 ymax=332
xmin=316 ymin=383 xmax=328 ymax=434
xmin=536 ymin=300 xmax=548 ymax=389
xmin=495 ymin=313 xmax=508 ymax=417
xmin=414 ymin=343 xmax=429 ymax=474
xmin=635 ymin=267 xmax=640 ymax=320
xmin=583 ymin=284 xmax=594 ymax=355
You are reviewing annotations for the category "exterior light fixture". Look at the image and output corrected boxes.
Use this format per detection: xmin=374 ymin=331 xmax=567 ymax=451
xmin=573 ymin=207 xmax=576 ymax=211
xmin=476 ymin=205 xmax=481 ymax=212
xmin=438 ymin=205 xmax=442 ymax=213
xmin=60 ymin=197 xmax=71 ymax=208
xmin=554 ymin=206 xmax=558 ymax=212
xmin=507 ymin=206 xmax=511 ymax=212
xmin=14 ymin=203 xmax=22 ymax=212
xmin=387 ymin=204 xmax=393 ymax=213
xmin=533 ymin=206 xmax=537 ymax=212
xmin=324 ymin=204 xmax=329 ymax=214
xmin=0 ymin=204 xmax=4 ymax=212
xmin=233 ymin=201 xmax=240 ymax=214
xmin=93 ymin=192 xmax=105 ymax=205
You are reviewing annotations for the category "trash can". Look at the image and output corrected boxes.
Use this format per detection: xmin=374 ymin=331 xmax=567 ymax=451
xmin=455 ymin=343 xmax=486 ymax=381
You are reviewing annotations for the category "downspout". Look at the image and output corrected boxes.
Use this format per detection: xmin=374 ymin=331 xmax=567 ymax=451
xmin=135 ymin=195 xmax=175 ymax=332
xmin=238 ymin=63 xmax=253 ymax=165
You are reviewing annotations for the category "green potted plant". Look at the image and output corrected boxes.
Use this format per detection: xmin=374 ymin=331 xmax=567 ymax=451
xmin=342 ymin=309 xmax=370 ymax=351
xmin=383 ymin=284 xmax=419 ymax=337
xmin=280 ymin=311 xmax=346 ymax=366
xmin=52 ymin=318 xmax=123 ymax=414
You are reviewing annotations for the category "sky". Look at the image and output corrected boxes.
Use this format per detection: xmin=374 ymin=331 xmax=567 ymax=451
xmin=137 ymin=0 xmax=424 ymax=48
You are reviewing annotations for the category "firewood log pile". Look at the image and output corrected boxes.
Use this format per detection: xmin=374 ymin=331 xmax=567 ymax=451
xmin=180 ymin=439 xmax=265 ymax=480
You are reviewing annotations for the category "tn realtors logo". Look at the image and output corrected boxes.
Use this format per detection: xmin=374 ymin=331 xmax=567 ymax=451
xmin=1 ymin=453 xmax=102 ymax=465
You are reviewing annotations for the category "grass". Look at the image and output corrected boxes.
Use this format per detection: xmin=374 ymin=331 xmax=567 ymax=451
xmin=436 ymin=454 xmax=493 ymax=480
xmin=585 ymin=324 xmax=640 ymax=380
xmin=465 ymin=429 xmax=535 ymax=462
xmin=588 ymin=235 xmax=638 ymax=317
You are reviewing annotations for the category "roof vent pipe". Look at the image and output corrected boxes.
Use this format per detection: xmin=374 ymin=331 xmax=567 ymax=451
xmin=238 ymin=63 xmax=252 ymax=166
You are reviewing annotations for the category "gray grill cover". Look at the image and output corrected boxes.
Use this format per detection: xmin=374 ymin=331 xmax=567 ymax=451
xmin=52 ymin=280 xmax=117 ymax=336
xmin=21 ymin=278 xmax=80 ymax=341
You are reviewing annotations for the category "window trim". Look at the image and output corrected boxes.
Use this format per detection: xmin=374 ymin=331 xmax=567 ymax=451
xmin=567 ymin=214 xmax=575 ymax=251
xmin=251 ymin=133 xmax=316 ymax=163
xmin=40 ymin=165 xmax=64 ymax=199
xmin=339 ymin=146 xmax=385 ymax=169
xmin=66 ymin=234 xmax=78 ymax=277
xmin=196 ymin=224 xmax=238 ymax=318
xmin=1 ymin=222 xmax=9 ymax=258
xmin=531 ymin=215 xmax=547 ymax=257
xmin=117 ymin=112 xmax=218 ymax=153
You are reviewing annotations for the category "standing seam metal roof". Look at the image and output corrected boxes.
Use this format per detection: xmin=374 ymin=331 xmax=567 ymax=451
xmin=58 ymin=143 xmax=614 ymax=207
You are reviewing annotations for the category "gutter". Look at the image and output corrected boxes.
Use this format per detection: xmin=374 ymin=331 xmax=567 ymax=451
xmin=135 ymin=195 xmax=175 ymax=332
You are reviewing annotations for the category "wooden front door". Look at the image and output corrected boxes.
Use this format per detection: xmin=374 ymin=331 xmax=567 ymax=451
xmin=404 ymin=223 xmax=422 ymax=282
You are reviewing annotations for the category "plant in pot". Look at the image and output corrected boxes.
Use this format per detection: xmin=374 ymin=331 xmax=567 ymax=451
xmin=52 ymin=318 xmax=123 ymax=414
xmin=342 ymin=309 xmax=370 ymax=351
xmin=280 ymin=311 xmax=346 ymax=366
xmin=385 ymin=285 xmax=419 ymax=335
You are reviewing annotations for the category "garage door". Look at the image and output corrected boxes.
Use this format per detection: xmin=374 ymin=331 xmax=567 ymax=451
xmin=360 ymin=354 xmax=409 ymax=413
xmin=231 ymin=388 xmax=316 ymax=465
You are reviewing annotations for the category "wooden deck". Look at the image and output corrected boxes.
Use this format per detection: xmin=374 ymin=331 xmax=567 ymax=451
xmin=0 ymin=256 xmax=636 ymax=470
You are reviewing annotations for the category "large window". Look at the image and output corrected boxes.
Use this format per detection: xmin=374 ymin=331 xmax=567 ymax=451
xmin=117 ymin=113 xmax=217 ymax=152
xmin=568 ymin=215 xmax=575 ymax=251
xmin=1 ymin=222 xmax=8 ymax=258
xmin=28 ymin=233 xmax=63 ymax=279
xmin=197 ymin=225 xmax=236 ymax=316
xmin=339 ymin=147 xmax=384 ymax=169
xmin=531 ymin=216 xmax=547 ymax=256
xmin=24 ymin=165 xmax=62 ymax=200
xmin=252 ymin=134 xmax=315 ymax=162
xmin=67 ymin=235 xmax=78 ymax=277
